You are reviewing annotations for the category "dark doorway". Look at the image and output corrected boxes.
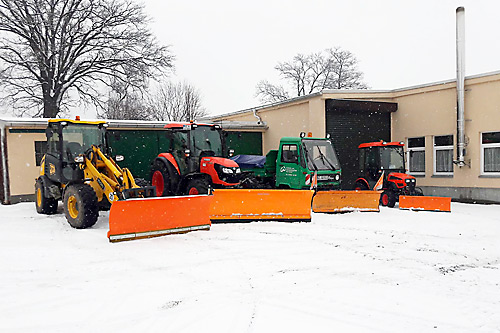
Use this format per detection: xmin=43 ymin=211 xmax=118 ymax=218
xmin=325 ymin=99 xmax=397 ymax=189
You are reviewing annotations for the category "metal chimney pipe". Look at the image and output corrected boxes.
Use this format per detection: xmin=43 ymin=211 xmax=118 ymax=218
xmin=456 ymin=6 xmax=466 ymax=167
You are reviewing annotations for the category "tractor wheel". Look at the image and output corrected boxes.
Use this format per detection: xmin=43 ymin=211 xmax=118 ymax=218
xmin=151 ymin=161 xmax=174 ymax=196
xmin=35 ymin=178 xmax=58 ymax=215
xmin=380 ymin=190 xmax=396 ymax=208
xmin=185 ymin=178 xmax=210 ymax=195
xmin=354 ymin=181 xmax=369 ymax=191
xmin=63 ymin=184 xmax=99 ymax=229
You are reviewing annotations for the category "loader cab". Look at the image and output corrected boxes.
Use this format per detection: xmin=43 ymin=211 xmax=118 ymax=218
xmin=43 ymin=119 xmax=108 ymax=183
xmin=358 ymin=141 xmax=406 ymax=182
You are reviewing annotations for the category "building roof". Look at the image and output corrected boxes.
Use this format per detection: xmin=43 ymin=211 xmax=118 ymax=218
xmin=0 ymin=117 xmax=267 ymax=131
xmin=209 ymin=70 xmax=500 ymax=120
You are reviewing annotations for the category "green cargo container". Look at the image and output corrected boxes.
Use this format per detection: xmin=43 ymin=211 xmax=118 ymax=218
xmin=107 ymin=129 xmax=263 ymax=180
xmin=107 ymin=130 xmax=170 ymax=180
xmin=224 ymin=131 xmax=262 ymax=156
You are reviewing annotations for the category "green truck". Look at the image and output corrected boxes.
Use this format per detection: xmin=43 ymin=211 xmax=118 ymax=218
xmin=233 ymin=135 xmax=342 ymax=190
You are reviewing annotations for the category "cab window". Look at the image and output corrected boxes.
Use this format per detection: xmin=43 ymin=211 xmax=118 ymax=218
xmin=281 ymin=144 xmax=298 ymax=164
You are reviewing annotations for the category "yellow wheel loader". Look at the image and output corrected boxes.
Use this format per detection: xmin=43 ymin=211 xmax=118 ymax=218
xmin=36 ymin=118 xmax=212 ymax=241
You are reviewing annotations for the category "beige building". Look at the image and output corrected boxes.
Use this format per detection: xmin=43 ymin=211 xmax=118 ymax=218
xmin=211 ymin=71 xmax=500 ymax=203
xmin=1 ymin=71 xmax=499 ymax=204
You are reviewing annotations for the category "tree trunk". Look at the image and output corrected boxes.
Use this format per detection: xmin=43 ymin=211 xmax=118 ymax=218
xmin=42 ymin=92 xmax=59 ymax=118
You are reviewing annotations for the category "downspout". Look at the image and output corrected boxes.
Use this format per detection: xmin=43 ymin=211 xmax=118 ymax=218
xmin=455 ymin=6 xmax=466 ymax=167
xmin=253 ymin=109 xmax=263 ymax=125
xmin=0 ymin=120 xmax=10 ymax=204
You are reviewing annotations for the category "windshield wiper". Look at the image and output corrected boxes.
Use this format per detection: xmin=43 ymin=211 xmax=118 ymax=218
xmin=316 ymin=146 xmax=337 ymax=170
xmin=303 ymin=144 xmax=318 ymax=171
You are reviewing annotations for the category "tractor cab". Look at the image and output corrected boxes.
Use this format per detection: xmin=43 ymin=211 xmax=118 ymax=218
xmin=358 ymin=141 xmax=406 ymax=184
xmin=356 ymin=141 xmax=421 ymax=207
xmin=43 ymin=119 xmax=109 ymax=183
xmin=165 ymin=122 xmax=225 ymax=174
xmin=152 ymin=122 xmax=240 ymax=197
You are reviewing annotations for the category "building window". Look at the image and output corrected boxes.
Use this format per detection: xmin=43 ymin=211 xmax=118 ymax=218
xmin=407 ymin=137 xmax=425 ymax=176
xmin=34 ymin=141 xmax=48 ymax=166
xmin=433 ymin=135 xmax=453 ymax=175
xmin=481 ymin=131 xmax=500 ymax=174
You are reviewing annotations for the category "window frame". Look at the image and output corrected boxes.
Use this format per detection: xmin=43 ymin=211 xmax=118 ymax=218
xmin=433 ymin=135 xmax=454 ymax=176
xmin=34 ymin=141 xmax=48 ymax=166
xmin=480 ymin=131 xmax=500 ymax=176
xmin=281 ymin=144 xmax=299 ymax=164
xmin=407 ymin=137 xmax=425 ymax=176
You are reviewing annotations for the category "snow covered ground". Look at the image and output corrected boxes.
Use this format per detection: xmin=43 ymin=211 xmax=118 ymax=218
xmin=1 ymin=202 xmax=500 ymax=332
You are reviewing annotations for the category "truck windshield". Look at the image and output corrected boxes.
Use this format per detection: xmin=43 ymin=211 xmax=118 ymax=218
xmin=379 ymin=146 xmax=405 ymax=170
xmin=191 ymin=126 xmax=223 ymax=157
xmin=62 ymin=124 xmax=104 ymax=160
xmin=303 ymin=139 xmax=340 ymax=171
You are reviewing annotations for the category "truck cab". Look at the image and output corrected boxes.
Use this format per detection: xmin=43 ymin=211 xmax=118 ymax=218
xmin=275 ymin=137 xmax=341 ymax=190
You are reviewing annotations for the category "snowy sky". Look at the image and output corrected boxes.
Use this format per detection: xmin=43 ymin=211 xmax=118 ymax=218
xmin=141 ymin=0 xmax=500 ymax=117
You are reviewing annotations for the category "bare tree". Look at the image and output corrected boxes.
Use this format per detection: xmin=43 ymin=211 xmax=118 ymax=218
xmin=0 ymin=0 xmax=173 ymax=118
xmin=99 ymin=75 xmax=150 ymax=120
xmin=147 ymin=81 xmax=208 ymax=122
xmin=256 ymin=47 xmax=368 ymax=103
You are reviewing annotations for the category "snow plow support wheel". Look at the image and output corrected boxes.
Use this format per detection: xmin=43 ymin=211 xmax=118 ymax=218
xmin=35 ymin=178 xmax=58 ymax=215
xmin=381 ymin=190 xmax=396 ymax=208
xmin=63 ymin=184 xmax=99 ymax=229
xmin=185 ymin=178 xmax=210 ymax=195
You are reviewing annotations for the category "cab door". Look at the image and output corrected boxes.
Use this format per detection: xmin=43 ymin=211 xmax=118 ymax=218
xmin=275 ymin=143 xmax=301 ymax=189
xmin=43 ymin=127 xmax=64 ymax=183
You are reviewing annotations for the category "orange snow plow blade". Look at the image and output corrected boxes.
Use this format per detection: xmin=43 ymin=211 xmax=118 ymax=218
xmin=210 ymin=189 xmax=314 ymax=222
xmin=312 ymin=190 xmax=381 ymax=213
xmin=399 ymin=195 xmax=451 ymax=212
xmin=107 ymin=195 xmax=213 ymax=242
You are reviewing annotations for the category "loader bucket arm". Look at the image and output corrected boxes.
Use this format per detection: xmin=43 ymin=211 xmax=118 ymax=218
xmin=108 ymin=194 xmax=213 ymax=242
xmin=210 ymin=189 xmax=314 ymax=222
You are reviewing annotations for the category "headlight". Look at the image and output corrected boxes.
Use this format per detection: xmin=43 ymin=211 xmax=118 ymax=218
xmin=222 ymin=167 xmax=234 ymax=174
xmin=236 ymin=168 xmax=241 ymax=174
xmin=405 ymin=179 xmax=410 ymax=183
xmin=74 ymin=156 xmax=84 ymax=163
xmin=335 ymin=174 xmax=340 ymax=181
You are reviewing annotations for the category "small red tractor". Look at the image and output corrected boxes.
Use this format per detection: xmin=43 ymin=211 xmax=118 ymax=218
xmin=354 ymin=141 xmax=423 ymax=207
xmin=150 ymin=122 xmax=241 ymax=196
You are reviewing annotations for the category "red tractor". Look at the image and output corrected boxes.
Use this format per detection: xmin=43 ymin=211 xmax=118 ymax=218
xmin=354 ymin=141 xmax=423 ymax=207
xmin=150 ymin=122 xmax=241 ymax=196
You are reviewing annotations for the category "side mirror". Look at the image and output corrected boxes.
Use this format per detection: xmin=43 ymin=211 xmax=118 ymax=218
xmin=115 ymin=155 xmax=124 ymax=162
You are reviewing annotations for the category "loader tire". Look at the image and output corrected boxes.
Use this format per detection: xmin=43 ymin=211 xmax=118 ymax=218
xmin=185 ymin=178 xmax=210 ymax=195
xmin=151 ymin=161 xmax=174 ymax=196
xmin=380 ymin=190 xmax=396 ymax=208
xmin=63 ymin=184 xmax=99 ymax=229
xmin=35 ymin=178 xmax=58 ymax=215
